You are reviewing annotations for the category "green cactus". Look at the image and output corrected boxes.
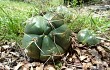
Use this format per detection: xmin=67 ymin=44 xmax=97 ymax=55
xmin=77 ymin=29 xmax=100 ymax=46
xmin=22 ymin=8 xmax=71 ymax=61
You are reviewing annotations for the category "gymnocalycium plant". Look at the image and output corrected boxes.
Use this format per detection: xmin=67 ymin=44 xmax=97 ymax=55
xmin=77 ymin=29 xmax=100 ymax=46
xmin=22 ymin=6 xmax=72 ymax=61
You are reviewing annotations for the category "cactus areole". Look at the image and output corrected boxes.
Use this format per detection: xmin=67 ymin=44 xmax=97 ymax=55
xmin=22 ymin=12 xmax=71 ymax=61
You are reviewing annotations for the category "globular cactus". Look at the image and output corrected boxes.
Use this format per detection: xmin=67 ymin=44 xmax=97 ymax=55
xmin=77 ymin=29 xmax=100 ymax=46
xmin=22 ymin=6 xmax=71 ymax=61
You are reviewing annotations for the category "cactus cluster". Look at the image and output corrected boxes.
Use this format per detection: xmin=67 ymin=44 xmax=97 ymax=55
xmin=22 ymin=6 xmax=71 ymax=61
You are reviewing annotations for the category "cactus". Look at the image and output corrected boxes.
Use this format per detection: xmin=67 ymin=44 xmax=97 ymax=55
xmin=22 ymin=7 xmax=71 ymax=61
xmin=77 ymin=29 xmax=100 ymax=46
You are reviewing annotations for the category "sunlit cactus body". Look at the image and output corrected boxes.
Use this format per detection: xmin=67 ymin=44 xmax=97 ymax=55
xmin=22 ymin=6 xmax=71 ymax=61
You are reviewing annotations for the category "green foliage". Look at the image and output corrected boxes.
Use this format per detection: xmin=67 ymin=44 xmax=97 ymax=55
xmin=0 ymin=1 xmax=38 ymax=42
xmin=72 ymin=0 xmax=80 ymax=6
xmin=69 ymin=13 xmax=110 ymax=34
xmin=22 ymin=7 xmax=71 ymax=61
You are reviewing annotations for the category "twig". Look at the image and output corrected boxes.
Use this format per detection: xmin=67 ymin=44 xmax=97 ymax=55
xmin=96 ymin=37 xmax=110 ymax=42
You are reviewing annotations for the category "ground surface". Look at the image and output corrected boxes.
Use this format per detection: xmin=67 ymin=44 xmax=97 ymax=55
xmin=0 ymin=33 xmax=110 ymax=70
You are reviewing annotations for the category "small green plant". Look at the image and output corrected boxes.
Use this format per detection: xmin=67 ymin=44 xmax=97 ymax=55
xmin=77 ymin=29 xmax=100 ymax=46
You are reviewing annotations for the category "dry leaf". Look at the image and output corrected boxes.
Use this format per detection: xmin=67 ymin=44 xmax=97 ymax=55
xmin=88 ymin=49 xmax=99 ymax=57
xmin=102 ymin=46 xmax=110 ymax=53
xmin=97 ymin=46 xmax=107 ymax=57
xmin=0 ymin=63 xmax=4 ymax=70
xmin=10 ymin=52 xmax=20 ymax=57
xmin=65 ymin=68 xmax=74 ymax=70
xmin=5 ymin=65 xmax=10 ymax=70
xmin=0 ymin=57 xmax=5 ymax=62
xmin=30 ymin=66 xmax=34 ymax=70
xmin=91 ymin=57 xmax=102 ymax=65
xmin=107 ymin=67 xmax=110 ymax=70
xmin=14 ymin=62 xmax=24 ymax=70
xmin=104 ymin=42 xmax=110 ymax=46
xmin=61 ymin=66 xmax=67 ymax=70
xmin=83 ymin=63 xmax=92 ymax=70
xmin=36 ymin=66 xmax=43 ymax=70
xmin=35 ymin=63 xmax=44 ymax=70
xmin=74 ymin=48 xmax=81 ymax=56
xmin=44 ymin=65 xmax=56 ymax=70
xmin=79 ymin=55 xmax=87 ymax=61
xmin=1 ymin=52 xmax=6 ymax=58
xmin=22 ymin=63 xmax=32 ymax=70
xmin=2 ymin=45 xmax=10 ymax=49
xmin=11 ymin=42 xmax=16 ymax=47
